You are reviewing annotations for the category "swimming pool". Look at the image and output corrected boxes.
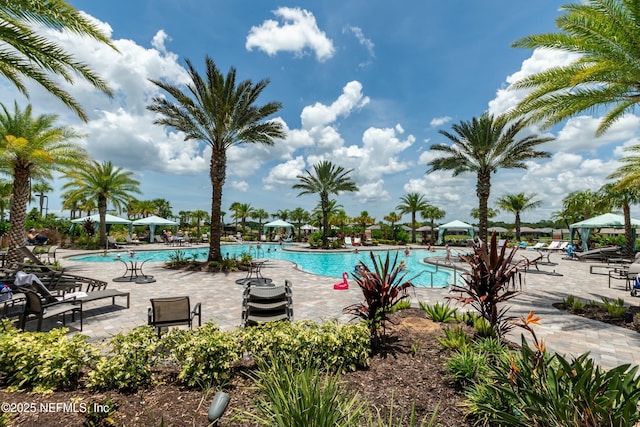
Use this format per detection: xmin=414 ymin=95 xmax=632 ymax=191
xmin=69 ymin=244 xmax=454 ymax=288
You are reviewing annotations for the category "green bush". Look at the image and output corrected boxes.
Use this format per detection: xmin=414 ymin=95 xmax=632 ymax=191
xmin=601 ymin=296 xmax=626 ymax=318
xmin=0 ymin=321 xmax=96 ymax=392
xmin=419 ymin=301 xmax=458 ymax=323
xmin=243 ymin=356 xmax=366 ymax=427
xmin=238 ymin=321 xmax=370 ymax=372
xmin=86 ymin=326 xmax=159 ymax=392
xmin=436 ymin=326 xmax=470 ymax=350
xmin=173 ymin=323 xmax=241 ymax=389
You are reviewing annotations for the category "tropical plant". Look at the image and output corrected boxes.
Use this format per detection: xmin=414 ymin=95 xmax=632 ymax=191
xmin=148 ymin=56 xmax=285 ymax=262
xmin=190 ymin=209 xmax=210 ymax=238
xmin=353 ymin=211 xmax=375 ymax=233
xmin=343 ymin=251 xmax=414 ymax=349
xmin=449 ymin=232 xmax=526 ymax=338
xmin=436 ymin=326 xmax=471 ymax=350
xmin=396 ymin=193 xmax=428 ymax=243
xmin=293 ymin=160 xmax=358 ymax=248
xmin=420 ymin=205 xmax=445 ymax=245
xmin=599 ymin=178 xmax=640 ymax=256
xmin=383 ymin=212 xmax=402 ymax=241
xmin=495 ymin=193 xmax=542 ymax=241
xmin=288 ymin=207 xmax=309 ymax=241
xmin=419 ymin=301 xmax=458 ymax=323
xmin=427 ymin=112 xmax=552 ymax=242
xmin=0 ymin=102 xmax=88 ymax=263
xmin=152 ymin=198 xmax=173 ymax=219
xmin=0 ymin=0 xmax=116 ymax=121
xmin=61 ymin=160 xmax=140 ymax=248
xmin=252 ymin=207 xmax=271 ymax=237
xmin=30 ymin=181 xmax=52 ymax=217
xmin=446 ymin=346 xmax=489 ymax=388
xmin=0 ymin=179 xmax=12 ymax=221
xmin=470 ymin=207 xmax=499 ymax=221
xmin=507 ymin=0 xmax=640 ymax=136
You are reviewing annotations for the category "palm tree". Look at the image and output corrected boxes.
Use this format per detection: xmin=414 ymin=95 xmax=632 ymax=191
xmin=0 ymin=179 xmax=12 ymax=221
xmin=288 ymin=207 xmax=309 ymax=241
xmin=31 ymin=182 xmax=52 ymax=217
xmin=0 ymin=0 xmax=116 ymax=121
xmin=190 ymin=209 xmax=210 ymax=238
xmin=148 ymin=56 xmax=285 ymax=262
xmin=421 ymin=205 xmax=445 ymax=245
xmin=152 ymin=198 xmax=173 ymax=219
xmin=0 ymin=102 xmax=87 ymax=263
xmin=353 ymin=211 xmax=375 ymax=233
xmin=251 ymin=208 xmax=270 ymax=237
xmin=495 ymin=193 xmax=542 ymax=241
xmin=383 ymin=211 xmax=402 ymax=241
xmin=273 ymin=209 xmax=290 ymax=222
xmin=293 ymin=160 xmax=358 ymax=248
xmin=597 ymin=182 xmax=640 ymax=256
xmin=61 ymin=161 xmax=140 ymax=248
xmin=396 ymin=193 xmax=428 ymax=243
xmin=508 ymin=0 xmax=640 ymax=136
xmin=427 ymin=112 xmax=552 ymax=242
xmin=235 ymin=203 xmax=254 ymax=234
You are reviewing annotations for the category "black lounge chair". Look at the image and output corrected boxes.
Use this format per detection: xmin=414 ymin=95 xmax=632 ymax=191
xmin=575 ymin=246 xmax=620 ymax=262
xmin=20 ymin=288 xmax=82 ymax=332
xmin=242 ymin=280 xmax=293 ymax=327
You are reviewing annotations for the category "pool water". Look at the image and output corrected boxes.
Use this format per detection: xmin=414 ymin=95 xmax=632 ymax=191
xmin=70 ymin=244 xmax=454 ymax=288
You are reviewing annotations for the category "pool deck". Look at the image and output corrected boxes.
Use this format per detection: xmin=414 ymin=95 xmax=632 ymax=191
xmin=13 ymin=243 xmax=640 ymax=370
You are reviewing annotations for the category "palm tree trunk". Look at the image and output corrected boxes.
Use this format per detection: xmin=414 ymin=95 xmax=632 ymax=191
xmin=623 ymin=202 xmax=633 ymax=256
xmin=477 ymin=172 xmax=491 ymax=242
xmin=321 ymin=193 xmax=329 ymax=248
xmin=98 ymin=196 xmax=108 ymax=248
xmin=411 ymin=212 xmax=416 ymax=243
xmin=515 ymin=212 xmax=521 ymax=242
xmin=7 ymin=168 xmax=29 ymax=264
xmin=209 ymin=149 xmax=226 ymax=262
xmin=430 ymin=219 xmax=435 ymax=245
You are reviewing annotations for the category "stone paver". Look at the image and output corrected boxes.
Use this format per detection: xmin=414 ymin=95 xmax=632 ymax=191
xmin=16 ymin=243 xmax=640 ymax=369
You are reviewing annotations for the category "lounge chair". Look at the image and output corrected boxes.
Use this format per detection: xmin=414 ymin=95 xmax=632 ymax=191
xmin=353 ymin=237 xmax=362 ymax=246
xmin=19 ymin=288 xmax=82 ymax=332
xmin=242 ymin=280 xmax=293 ymax=327
xmin=148 ymin=296 xmax=201 ymax=336
xmin=344 ymin=236 xmax=353 ymax=247
xmin=526 ymin=242 xmax=546 ymax=251
xmin=364 ymin=229 xmax=374 ymax=246
xmin=575 ymin=246 xmax=620 ymax=262
xmin=125 ymin=235 xmax=141 ymax=245
xmin=107 ymin=236 xmax=125 ymax=249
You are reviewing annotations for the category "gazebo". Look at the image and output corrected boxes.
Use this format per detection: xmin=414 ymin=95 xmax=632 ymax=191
xmin=70 ymin=213 xmax=132 ymax=233
xmin=132 ymin=215 xmax=178 ymax=242
xmin=569 ymin=213 xmax=640 ymax=251
xmin=437 ymin=220 xmax=475 ymax=244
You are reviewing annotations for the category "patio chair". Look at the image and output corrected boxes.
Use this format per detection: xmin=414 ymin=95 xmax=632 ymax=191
xmin=125 ymin=235 xmax=141 ymax=245
xmin=107 ymin=236 xmax=125 ymax=249
xmin=148 ymin=296 xmax=201 ymax=336
xmin=344 ymin=236 xmax=353 ymax=247
xmin=242 ymin=280 xmax=293 ymax=327
xmin=19 ymin=288 xmax=82 ymax=332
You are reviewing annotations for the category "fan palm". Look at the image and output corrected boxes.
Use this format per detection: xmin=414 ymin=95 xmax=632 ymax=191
xmin=396 ymin=193 xmax=428 ymax=243
xmin=293 ymin=160 xmax=358 ymax=248
xmin=495 ymin=193 xmax=542 ymax=241
xmin=0 ymin=102 xmax=87 ymax=263
xmin=427 ymin=112 xmax=552 ymax=242
xmin=0 ymin=0 xmax=116 ymax=121
xmin=62 ymin=160 xmax=140 ymax=248
xmin=508 ymin=0 xmax=640 ymax=136
xmin=148 ymin=56 xmax=285 ymax=262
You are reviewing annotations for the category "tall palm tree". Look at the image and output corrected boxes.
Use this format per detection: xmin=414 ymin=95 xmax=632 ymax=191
xmin=396 ymin=193 xmax=428 ymax=243
xmin=606 ymin=149 xmax=640 ymax=254
xmin=0 ymin=0 xmax=116 ymax=121
xmin=190 ymin=209 xmax=210 ymax=238
xmin=427 ymin=112 xmax=552 ymax=242
xmin=353 ymin=211 xmax=375 ymax=233
xmin=251 ymin=208 xmax=270 ymax=237
xmin=31 ymin=182 xmax=52 ymax=217
xmin=235 ymin=203 xmax=254 ymax=233
xmin=383 ymin=211 xmax=402 ymax=242
xmin=152 ymin=198 xmax=173 ymax=219
xmin=495 ymin=193 xmax=542 ymax=241
xmin=148 ymin=56 xmax=285 ymax=262
xmin=596 ymin=182 xmax=640 ymax=256
xmin=421 ymin=205 xmax=445 ymax=245
xmin=293 ymin=160 xmax=358 ymax=248
xmin=288 ymin=207 xmax=309 ymax=241
xmin=0 ymin=102 xmax=87 ymax=263
xmin=62 ymin=161 xmax=140 ymax=248
xmin=273 ymin=209 xmax=290 ymax=222
xmin=508 ymin=0 xmax=640 ymax=136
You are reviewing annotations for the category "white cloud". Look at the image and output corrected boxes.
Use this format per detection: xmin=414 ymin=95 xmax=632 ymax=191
xmin=356 ymin=180 xmax=390 ymax=203
xmin=263 ymin=156 xmax=307 ymax=190
xmin=230 ymin=181 xmax=249 ymax=192
xmin=553 ymin=115 xmax=640 ymax=153
xmin=246 ymin=7 xmax=335 ymax=62
xmin=300 ymin=81 xmax=370 ymax=129
xmin=430 ymin=116 xmax=451 ymax=127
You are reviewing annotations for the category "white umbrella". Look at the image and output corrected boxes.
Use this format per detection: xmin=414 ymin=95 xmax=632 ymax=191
xmin=132 ymin=215 xmax=178 ymax=242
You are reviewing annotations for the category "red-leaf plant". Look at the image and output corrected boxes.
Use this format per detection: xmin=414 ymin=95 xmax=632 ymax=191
xmin=343 ymin=250 xmax=415 ymax=349
xmin=450 ymin=232 xmax=529 ymax=338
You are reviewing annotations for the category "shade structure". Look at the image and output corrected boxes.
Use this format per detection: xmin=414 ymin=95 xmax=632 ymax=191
xmin=569 ymin=213 xmax=640 ymax=251
xmin=437 ymin=220 xmax=475 ymax=244
xmin=263 ymin=220 xmax=294 ymax=230
xmin=132 ymin=215 xmax=178 ymax=242
xmin=300 ymin=224 xmax=318 ymax=231
xmin=71 ymin=213 xmax=132 ymax=225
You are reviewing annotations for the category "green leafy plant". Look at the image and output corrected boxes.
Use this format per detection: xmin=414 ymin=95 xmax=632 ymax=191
xmin=391 ymin=299 xmax=412 ymax=312
xmin=449 ymin=231 xmax=525 ymax=338
xmin=436 ymin=326 xmax=471 ymax=350
xmin=86 ymin=326 xmax=159 ymax=392
xmin=446 ymin=347 xmax=488 ymax=388
xmin=0 ymin=322 xmax=96 ymax=392
xmin=343 ymin=251 xmax=415 ymax=349
xmin=242 ymin=356 xmax=366 ymax=427
xmin=367 ymin=397 xmax=440 ymax=427
xmin=419 ymin=301 xmax=458 ymax=323
xmin=84 ymin=398 xmax=117 ymax=427
xmin=601 ymin=296 xmax=626 ymax=318
xmin=563 ymin=294 xmax=587 ymax=311
xmin=165 ymin=250 xmax=189 ymax=268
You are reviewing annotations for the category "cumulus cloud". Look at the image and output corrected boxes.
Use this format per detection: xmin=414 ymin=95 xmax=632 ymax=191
xmin=230 ymin=181 xmax=249 ymax=192
xmin=430 ymin=116 xmax=451 ymax=127
xmin=263 ymin=156 xmax=307 ymax=190
xmin=246 ymin=7 xmax=335 ymax=61
xmin=300 ymin=81 xmax=370 ymax=129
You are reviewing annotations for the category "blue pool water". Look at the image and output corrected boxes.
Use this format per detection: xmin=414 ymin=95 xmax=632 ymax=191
xmin=69 ymin=244 xmax=453 ymax=288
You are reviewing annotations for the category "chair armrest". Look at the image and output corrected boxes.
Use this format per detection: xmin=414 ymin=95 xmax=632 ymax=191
xmin=191 ymin=302 xmax=202 ymax=327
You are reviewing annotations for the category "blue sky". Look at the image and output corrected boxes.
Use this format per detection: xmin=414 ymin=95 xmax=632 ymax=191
xmin=6 ymin=1 xmax=640 ymax=224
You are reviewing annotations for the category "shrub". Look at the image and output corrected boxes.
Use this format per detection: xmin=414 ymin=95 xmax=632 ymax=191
xmin=601 ymin=296 xmax=626 ymax=318
xmin=173 ymin=323 xmax=241 ymax=389
xmin=86 ymin=326 xmax=159 ymax=392
xmin=238 ymin=321 xmax=370 ymax=373
xmin=446 ymin=347 xmax=488 ymax=388
xmin=242 ymin=356 xmax=366 ymax=427
xmin=419 ymin=301 xmax=458 ymax=323
xmin=343 ymin=251 xmax=415 ymax=349
xmin=0 ymin=321 xmax=96 ymax=392
xmin=390 ymin=299 xmax=412 ymax=312
xmin=436 ymin=326 xmax=470 ymax=350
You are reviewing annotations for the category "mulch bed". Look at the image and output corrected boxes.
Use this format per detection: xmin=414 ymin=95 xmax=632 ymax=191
xmin=553 ymin=302 xmax=640 ymax=333
xmin=0 ymin=309 xmax=474 ymax=427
